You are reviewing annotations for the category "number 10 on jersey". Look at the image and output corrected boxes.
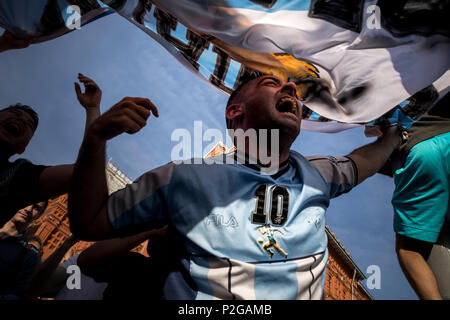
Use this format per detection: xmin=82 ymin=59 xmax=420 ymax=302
xmin=251 ymin=184 xmax=290 ymax=226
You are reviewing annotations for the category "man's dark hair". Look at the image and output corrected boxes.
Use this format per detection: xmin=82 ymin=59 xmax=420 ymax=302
xmin=33 ymin=200 xmax=49 ymax=218
xmin=226 ymin=71 xmax=264 ymax=129
xmin=1 ymin=104 xmax=39 ymax=130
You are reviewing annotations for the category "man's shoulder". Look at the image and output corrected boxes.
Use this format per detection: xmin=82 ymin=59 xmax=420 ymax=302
xmin=0 ymin=158 xmax=32 ymax=182
xmin=289 ymin=150 xmax=336 ymax=164
xmin=1 ymin=158 xmax=29 ymax=170
xmin=289 ymin=151 xmax=334 ymax=183
xmin=301 ymin=154 xmax=358 ymax=197
xmin=289 ymin=150 xmax=333 ymax=170
xmin=289 ymin=150 xmax=311 ymax=165
xmin=1 ymin=158 xmax=47 ymax=181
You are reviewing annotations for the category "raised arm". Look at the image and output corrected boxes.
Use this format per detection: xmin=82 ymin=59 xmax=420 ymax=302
xmin=346 ymin=126 xmax=402 ymax=185
xmin=34 ymin=74 xmax=103 ymax=200
xmin=37 ymin=164 xmax=74 ymax=199
xmin=74 ymin=73 xmax=102 ymax=135
xmin=68 ymin=97 xmax=158 ymax=241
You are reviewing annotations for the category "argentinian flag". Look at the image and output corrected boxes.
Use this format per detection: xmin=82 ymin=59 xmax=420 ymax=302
xmin=0 ymin=0 xmax=448 ymax=132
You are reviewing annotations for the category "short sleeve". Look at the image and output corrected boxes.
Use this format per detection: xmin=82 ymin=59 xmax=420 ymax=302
xmin=307 ymin=156 xmax=358 ymax=199
xmin=107 ymin=162 xmax=175 ymax=237
xmin=11 ymin=160 xmax=48 ymax=198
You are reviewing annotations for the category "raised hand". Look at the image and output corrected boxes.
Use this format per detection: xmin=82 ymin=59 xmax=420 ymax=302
xmin=74 ymin=73 xmax=102 ymax=109
xmin=88 ymin=97 xmax=159 ymax=141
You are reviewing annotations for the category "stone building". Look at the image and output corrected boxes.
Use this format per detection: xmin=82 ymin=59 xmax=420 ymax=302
xmin=325 ymin=226 xmax=372 ymax=300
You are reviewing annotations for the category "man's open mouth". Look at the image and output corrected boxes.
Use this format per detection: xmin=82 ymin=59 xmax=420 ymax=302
xmin=275 ymin=96 xmax=298 ymax=116
xmin=3 ymin=122 xmax=22 ymax=137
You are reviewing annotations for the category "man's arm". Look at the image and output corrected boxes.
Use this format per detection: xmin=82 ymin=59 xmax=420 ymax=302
xmin=37 ymin=164 xmax=73 ymax=199
xmin=25 ymin=234 xmax=79 ymax=298
xmin=34 ymin=74 xmax=103 ymax=200
xmin=346 ymin=126 xmax=402 ymax=185
xmin=74 ymin=73 xmax=102 ymax=136
xmin=68 ymin=97 xmax=158 ymax=241
xmin=77 ymin=228 xmax=165 ymax=279
xmin=395 ymin=234 xmax=442 ymax=300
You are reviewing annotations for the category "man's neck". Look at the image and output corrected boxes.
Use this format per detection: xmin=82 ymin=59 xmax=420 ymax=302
xmin=231 ymin=127 xmax=293 ymax=169
xmin=234 ymin=148 xmax=291 ymax=178
xmin=235 ymin=144 xmax=290 ymax=168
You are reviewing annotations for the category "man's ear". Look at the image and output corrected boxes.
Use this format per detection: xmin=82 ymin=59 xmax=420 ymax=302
xmin=226 ymin=103 xmax=244 ymax=124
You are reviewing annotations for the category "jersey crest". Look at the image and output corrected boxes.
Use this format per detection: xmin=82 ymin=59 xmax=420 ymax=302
xmin=257 ymin=224 xmax=288 ymax=259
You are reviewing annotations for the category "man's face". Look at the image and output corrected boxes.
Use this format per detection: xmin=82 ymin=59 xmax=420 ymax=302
xmin=14 ymin=203 xmax=44 ymax=226
xmin=232 ymin=75 xmax=302 ymax=137
xmin=0 ymin=108 xmax=35 ymax=158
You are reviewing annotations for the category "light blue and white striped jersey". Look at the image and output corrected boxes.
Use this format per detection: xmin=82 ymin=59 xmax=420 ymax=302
xmin=107 ymin=150 xmax=357 ymax=299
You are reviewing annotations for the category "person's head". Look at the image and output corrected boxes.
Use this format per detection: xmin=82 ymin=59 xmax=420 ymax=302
xmin=0 ymin=104 xmax=39 ymax=160
xmin=13 ymin=201 xmax=48 ymax=233
xmin=226 ymin=74 xmax=302 ymax=145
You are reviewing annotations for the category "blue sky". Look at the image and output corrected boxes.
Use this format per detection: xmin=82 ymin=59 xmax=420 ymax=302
xmin=0 ymin=13 xmax=416 ymax=299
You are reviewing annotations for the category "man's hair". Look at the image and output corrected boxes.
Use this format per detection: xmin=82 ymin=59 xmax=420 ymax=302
xmin=226 ymin=71 xmax=264 ymax=129
xmin=33 ymin=200 xmax=49 ymax=219
xmin=1 ymin=104 xmax=39 ymax=130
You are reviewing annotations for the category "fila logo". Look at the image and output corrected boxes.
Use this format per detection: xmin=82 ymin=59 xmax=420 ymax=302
xmin=205 ymin=214 xmax=238 ymax=229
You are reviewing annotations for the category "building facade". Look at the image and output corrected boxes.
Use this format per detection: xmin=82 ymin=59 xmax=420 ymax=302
xmin=324 ymin=226 xmax=372 ymax=300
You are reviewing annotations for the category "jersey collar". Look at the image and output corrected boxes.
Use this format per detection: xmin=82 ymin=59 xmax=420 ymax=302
xmin=233 ymin=150 xmax=291 ymax=179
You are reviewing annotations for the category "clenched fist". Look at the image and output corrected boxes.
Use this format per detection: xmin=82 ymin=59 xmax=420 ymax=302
xmin=88 ymin=97 xmax=159 ymax=142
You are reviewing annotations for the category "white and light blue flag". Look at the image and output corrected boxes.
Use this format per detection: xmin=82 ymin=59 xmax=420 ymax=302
xmin=0 ymin=0 xmax=448 ymax=132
